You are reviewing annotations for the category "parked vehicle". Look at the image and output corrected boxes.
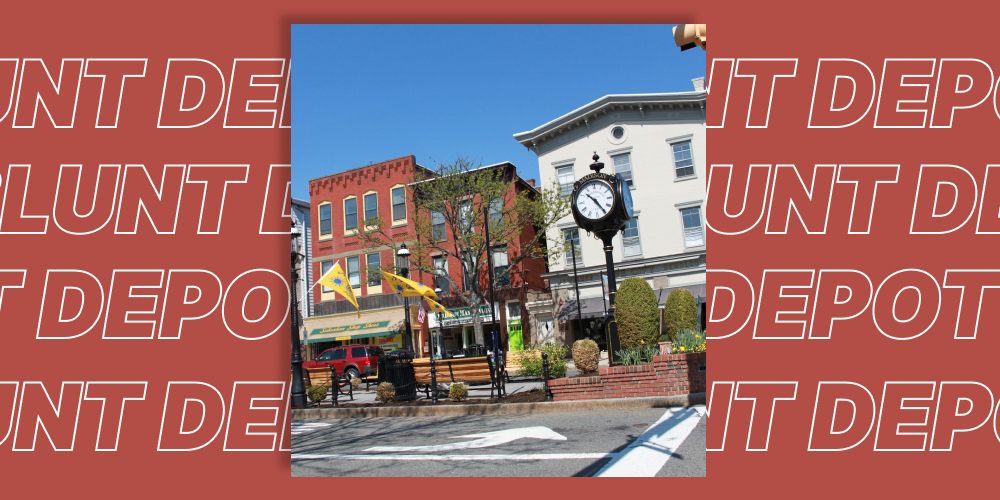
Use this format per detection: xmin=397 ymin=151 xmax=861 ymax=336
xmin=303 ymin=345 xmax=383 ymax=380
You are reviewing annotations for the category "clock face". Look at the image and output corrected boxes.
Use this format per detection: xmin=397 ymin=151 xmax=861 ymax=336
xmin=621 ymin=176 xmax=634 ymax=218
xmin=576 ymin=180 xmax=615 ymax=221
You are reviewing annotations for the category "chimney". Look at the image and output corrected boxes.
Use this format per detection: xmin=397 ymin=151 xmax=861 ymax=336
xmin=527 ymin=179 xmax=536 ymax=187
xmin=692 ymin=77 xmax=705 ymax=91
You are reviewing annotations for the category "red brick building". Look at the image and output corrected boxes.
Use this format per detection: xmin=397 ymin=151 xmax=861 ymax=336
xmin=303 ymin=156 xmax=433 ymax=358
xmin=415 ymin=162 xmax=550 ymax=358
xmin=303 ymin=156 xmax=550 ymax=360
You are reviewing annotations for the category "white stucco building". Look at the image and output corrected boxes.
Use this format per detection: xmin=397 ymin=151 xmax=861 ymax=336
xmin=513 ymin=79 xmax=707 ymax=349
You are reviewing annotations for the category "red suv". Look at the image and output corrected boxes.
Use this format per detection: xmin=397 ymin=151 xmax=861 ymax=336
xmin=304 ymin=345 xmax=383 ymax=380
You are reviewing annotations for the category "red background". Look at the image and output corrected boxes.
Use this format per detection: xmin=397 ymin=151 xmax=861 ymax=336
xmin=2 ymin=0 xmax=992 ymax=496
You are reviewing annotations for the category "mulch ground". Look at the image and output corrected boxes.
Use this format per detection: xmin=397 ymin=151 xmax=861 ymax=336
xmin=320 ymin=390 xmax=547 ymax=408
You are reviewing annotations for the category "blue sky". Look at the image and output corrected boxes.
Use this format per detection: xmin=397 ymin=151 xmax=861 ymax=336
xmin=290 ymin=24 xmax=706 ymax=201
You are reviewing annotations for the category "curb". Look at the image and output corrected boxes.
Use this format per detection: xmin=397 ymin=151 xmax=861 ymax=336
xmin=292 ymin=392 xmax=705 ymax=419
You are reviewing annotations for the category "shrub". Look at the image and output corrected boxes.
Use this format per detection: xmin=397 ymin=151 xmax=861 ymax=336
xmin=516 ymin=341 xmax=567 ymax=379
xmin=572 ymin=339 xmax=600 ymax=374
xmin=351 ymin=377 xmax=361 ymax=389
xmin=662 ymin=289 xmax=697 ymax=342
xmin=307 ymin=385 xmax=327 ymax=403
xmin=615 ymin=343 xmax=660 ymax=366
xmin=615 ymin=277 xmax=660 ymax=350
xmin=668 ymin=329 xmax=706 ymax=354
xmin=449 ymin=383 xmax=469 ymax=402
xmin=375 ymin=382 xmax=396 ymax=403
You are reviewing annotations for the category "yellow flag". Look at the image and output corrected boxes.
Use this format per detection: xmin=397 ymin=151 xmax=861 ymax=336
xmin=381 ymin=270 xmax=437 ymax=298
xmin=317 ymin=261 xmax=360 ymax=317
xmin=425 ymin=297 xmax=453 ymax=317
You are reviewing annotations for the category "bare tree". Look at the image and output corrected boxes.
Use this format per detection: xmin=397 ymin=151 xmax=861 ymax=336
xmin=357 ymin=157 xmax=570 ymax=345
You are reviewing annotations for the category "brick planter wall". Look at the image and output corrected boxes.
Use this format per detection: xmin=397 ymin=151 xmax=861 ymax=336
xmin=547 ymin=352 xmax=706 ymax=401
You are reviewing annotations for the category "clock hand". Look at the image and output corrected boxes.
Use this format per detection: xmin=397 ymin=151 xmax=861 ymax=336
xmin=587 ymin=194 xmax=606 ymax=215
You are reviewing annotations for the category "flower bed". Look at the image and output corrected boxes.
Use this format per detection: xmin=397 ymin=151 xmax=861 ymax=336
xmin=546 ymin=352 xmax=706 ymax=401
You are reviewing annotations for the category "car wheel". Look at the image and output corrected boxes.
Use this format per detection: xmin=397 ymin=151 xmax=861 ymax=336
xmin=345 ymin=368 xmax=360 ymax=380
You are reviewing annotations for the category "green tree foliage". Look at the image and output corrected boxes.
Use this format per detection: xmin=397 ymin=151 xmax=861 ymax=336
xmin=662 ymin=288 xmax=697 ymax=341
xmin=615 ymin=277 xmax=660 ymax=350
xmin=357 ymin=157 xmax=570 ymax=345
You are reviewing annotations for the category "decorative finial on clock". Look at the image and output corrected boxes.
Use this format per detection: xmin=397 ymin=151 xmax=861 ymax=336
xmin=590 ymin=152 xmax=604 ymax=173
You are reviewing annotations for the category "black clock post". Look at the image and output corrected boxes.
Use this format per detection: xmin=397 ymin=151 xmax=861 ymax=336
xmin=570 ymin=153 xmax=634 ymax=365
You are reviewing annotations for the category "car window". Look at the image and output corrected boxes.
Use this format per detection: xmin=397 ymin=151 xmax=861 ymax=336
xmin=331 ymin=349 xmax=347 ymax=361
xmin=351 ymin=347 xmax=367 ymax=358
xmin=317 ymin=351 xmax=333 ymax=361
xmin=367 ymin=346 xmax=383 ymax=357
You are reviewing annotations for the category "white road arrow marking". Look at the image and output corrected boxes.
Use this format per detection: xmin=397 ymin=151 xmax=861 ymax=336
xmin=364 ymin=426 xmax=567 ymax=452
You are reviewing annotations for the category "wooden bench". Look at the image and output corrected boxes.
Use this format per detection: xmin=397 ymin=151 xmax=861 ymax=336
xmin=412 ymin=356 xmax=506 ymax=399
xmin=303 ymin=366 xmax=353 ymax=405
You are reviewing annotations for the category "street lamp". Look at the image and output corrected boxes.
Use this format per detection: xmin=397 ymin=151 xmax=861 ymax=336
xmin=289 ymin=220 xmax=307 ymax=407
xmin=397 ymin=243 xmax=413 ymax=352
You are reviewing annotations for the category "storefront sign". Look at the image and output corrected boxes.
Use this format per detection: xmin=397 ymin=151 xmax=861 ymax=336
xmin=310 ymin=321 xmax=390 ymax=337
xmin=439 ymin=304 xmax=496 ymax=327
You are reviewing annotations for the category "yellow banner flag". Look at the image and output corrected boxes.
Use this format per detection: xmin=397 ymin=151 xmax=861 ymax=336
xmin=382 ymin=270 xmax=437 ymax=298
xmin=317 ymin=261 xmax=360 ymax=317
xmin=425 ymin=297 xmax=453 ymax=317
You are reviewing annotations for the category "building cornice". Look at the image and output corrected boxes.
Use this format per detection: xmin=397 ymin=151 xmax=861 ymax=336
xmin=513 ymin=92 xmax=707 ymax=152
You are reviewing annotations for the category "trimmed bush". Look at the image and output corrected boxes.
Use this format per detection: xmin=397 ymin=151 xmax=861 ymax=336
xmin=663 ymin=289 xmax=698 ymax=342
xmin=572 ymin=339 xmax=600 ymax=374
xmin=616 ymin=277 xmax=660 ymax=350
xmin=375 ymin=382 xmax=396 ymax=403
xmin=449 ymin=383 xmax=469 ymax=402
xmin=516 ymin=342 xmax=568 ymax=379
xmin=351 ymin=377 xmax=361 ymax=390
xmin=307 ymin=385 xmax=327 ymax=403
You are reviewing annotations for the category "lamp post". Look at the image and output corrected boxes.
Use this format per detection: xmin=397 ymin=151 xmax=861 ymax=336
xmin=289 ymin=220 xmax=307 ymax=408
xmin=430 ymin=286 xmax=441 ymax=404
xmin=397 ymin=243 xmax=413 ymax=353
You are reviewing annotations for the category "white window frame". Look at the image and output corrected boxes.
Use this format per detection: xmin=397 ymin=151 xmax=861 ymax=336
xmin=555 ymin=165 xmax=574 ymax=197
xmin=390 ymin=184 xmax=407 ymax=226
xmin=343 ymin=195 xmax=359 ymax=235
xmin=620 ymin=213 xmax=642 ymax=259
xmin=431 ymin=210 xmax=446 ymax=242
xmin=608 ymin=146 xmax=634 ymax=189
xmin=318 ymin=201 xmax=333 ymax=241
xmin=562 ymin=227 xmax=582 ymax=267
xmin=676 ymin=200 xmax=705 ymax=249
xmin=347 ymin=255 xmax=361 ymax=289
xmin=366 ymin=252 xmax=382 ymax=294
xmin=320 ymin=260 xmax=336 ymax=302
xmin=362 ymin=190 xmax=378 ymax=229
xmin=667 ymin=134 xmax=697 ymax=181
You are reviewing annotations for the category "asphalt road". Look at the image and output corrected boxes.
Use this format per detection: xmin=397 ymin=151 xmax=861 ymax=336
xmin=291 ymin=406 xmax=705 ymax=477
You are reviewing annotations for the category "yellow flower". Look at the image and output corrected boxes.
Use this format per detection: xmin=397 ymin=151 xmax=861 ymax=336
xmin=641 ymin=340 xmax=645 ymax=345
xmin=680 ymin=346 xmax=686 ymax=351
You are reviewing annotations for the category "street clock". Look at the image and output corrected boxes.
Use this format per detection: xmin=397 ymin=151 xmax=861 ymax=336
xmin=571 ymin=153 xmax=633 ymax=234
xmin=569 ymin=153 xmax=634 ymax=365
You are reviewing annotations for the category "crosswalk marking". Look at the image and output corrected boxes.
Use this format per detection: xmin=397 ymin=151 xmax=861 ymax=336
xmin=595 ymin=405 xmax=705 ymax=477
xmin=292 ymin=422 xmax=331 ymax=435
